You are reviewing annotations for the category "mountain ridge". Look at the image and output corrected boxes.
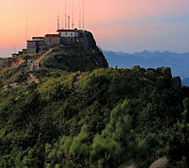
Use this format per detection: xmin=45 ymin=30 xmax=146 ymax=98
xmin=103 ymin=50 xmax=189 ymax=79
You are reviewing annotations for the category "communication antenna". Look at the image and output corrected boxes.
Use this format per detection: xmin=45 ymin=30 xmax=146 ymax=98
xmin=82 ymin=0 xmax=85 ymax=30
xmin=68 ymin=16 xmax=70 ymax=29
xmin=65 ymin=0 xmax=67 ymax=29
xmin=57 ymin=12 xmax=60 ymax=30
xmin=79 ymin=10 xmax=81 ymax=29
xmin=72 ymin=0 xmax=74 ymax=29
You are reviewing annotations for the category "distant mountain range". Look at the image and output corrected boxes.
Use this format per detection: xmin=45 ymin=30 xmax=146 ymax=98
xmin=103 ymin=50 xmax=189 ymax=86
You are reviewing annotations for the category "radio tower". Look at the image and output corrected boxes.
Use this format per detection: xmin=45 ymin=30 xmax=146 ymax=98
xmin=65 ymin=0 xmax=67 ymax=29
xmin=68 ymin=16 xmax=70 ymax=29
xmin=79 ymin=10 xmax=81 ymax=29
xmin=82 ymin=0 xmax=85 ymax=30
xmin=57 ymin=12 xmax=60 ymax=30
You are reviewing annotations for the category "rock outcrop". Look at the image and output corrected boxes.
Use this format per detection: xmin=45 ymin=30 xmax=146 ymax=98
xmin=149 ymin=157 xmax=168 ymax=168
xmin=157 ymin=67 xmax=172 ymax=78
xmin=79 ymin=30 xmax=109 ymax=68
xmin=119 ymin=163 xmax=136 ymax=168
xmin=171 ymin=76 xmax=181 ymax=89
xmin=156 ymin=66 xmax=181 ymax=89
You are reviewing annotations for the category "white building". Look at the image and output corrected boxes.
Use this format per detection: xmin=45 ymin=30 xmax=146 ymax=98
xmin=57 ymin=29 xmax=79 ymax=38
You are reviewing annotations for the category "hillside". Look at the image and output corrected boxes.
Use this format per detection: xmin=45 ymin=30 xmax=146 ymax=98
xmin=0 ymin=54 xmax=189 ymax=168
xmin=40 ymin=46 xmax=108 ymax=71
xmin=103 ymin=50 xmax=189 ymax=79
xmin=0 ymin=30 xmax=108 ymax=89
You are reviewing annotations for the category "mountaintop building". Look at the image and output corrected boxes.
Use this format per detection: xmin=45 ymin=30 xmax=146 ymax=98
xmin=27 ymin=28 xmax=86 ymax=53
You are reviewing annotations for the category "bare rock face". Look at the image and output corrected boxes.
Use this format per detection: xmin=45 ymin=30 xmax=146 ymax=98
xmin=149 ymin=157 xmax=168 ymax=168
xmin=132 ymin=65 xmax=140 ymax=70
xmin=119 ymin=163 xmax=136 ymax=168
xmin=157 ymin=67 xmax=172 ymax=78
xmin=171 ymin=76 xmax=181 ymax=89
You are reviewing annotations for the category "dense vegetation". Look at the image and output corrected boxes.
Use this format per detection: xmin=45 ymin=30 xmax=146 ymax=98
xmin=41 ymin=47 xmax=108 ymax=72
xmin=0 ymin=65 xmax=189 ymax=168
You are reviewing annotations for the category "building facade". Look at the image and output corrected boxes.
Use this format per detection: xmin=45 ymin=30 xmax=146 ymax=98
xmin=45 ymin=34 xmax=60 ymax=46
xmin=27 ymin=29 xmax=86 ymax=53
xmin=27 ymin=37 xmax=45 ymax=53
xmin=57 ymin=29 xmax=79 ymax=38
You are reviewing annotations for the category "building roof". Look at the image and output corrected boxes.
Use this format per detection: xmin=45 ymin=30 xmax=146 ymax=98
xmin=45 ymin=34 xmax=60 ymax=37
xmin=57 ymin=29 xmax=77 ymax=32
xmin=27 ymin=40 xmax=38 ymax=43
xmin=32 ymin=37 xmax=44 ymax=39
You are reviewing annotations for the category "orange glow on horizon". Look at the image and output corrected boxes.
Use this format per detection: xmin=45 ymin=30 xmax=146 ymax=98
xmin=0 ymin=0 xmax=189 ymax=55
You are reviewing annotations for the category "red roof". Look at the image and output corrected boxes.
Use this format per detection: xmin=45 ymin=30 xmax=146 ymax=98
xmin=57 ymin=29 xmax=76 ymax=32
xmin=45 ymin=34 xmax=60 ymax=37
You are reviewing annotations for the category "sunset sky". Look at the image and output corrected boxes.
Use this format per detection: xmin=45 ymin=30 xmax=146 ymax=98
xmin=0 ymin=0 xmax=189 ymax=57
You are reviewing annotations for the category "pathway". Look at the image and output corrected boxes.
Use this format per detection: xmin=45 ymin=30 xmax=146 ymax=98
xmin=27 ymin=73 xmax=39 ymax=84
xmin=73 ymin=72 xmax=82 ymax=92
xmin=34 ymin=48 xmax=53 ymax=64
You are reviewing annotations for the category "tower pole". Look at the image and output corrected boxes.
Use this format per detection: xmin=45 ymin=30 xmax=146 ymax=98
xmin=72 ymin=0 xmax=74 ymax=29
xmin=57 ymin=12 xmax=60 ymax=30
xmin=79 ymin=10 xmax=81 ymax=29
xmin=68 ymin=16 xmax=70 ymax=29
xmin=65 ymin=0 xmax=67 ymax=29
xmin=83 ymin=0 xmax=84 ymax=30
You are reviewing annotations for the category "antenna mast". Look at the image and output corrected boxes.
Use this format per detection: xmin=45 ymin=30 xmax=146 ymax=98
xmin=57 ymin=12 xmax=60 ymax=30
xmin=82 ymin=0 xmax=84 ymax=30
xmin=68 ymin=16 xmax=70 ymax=29
xmin=65 ymin=0 xmax=67 ymax=29
xmin=72 ymin=0 xmax=74 ymax=29
xmin=79 ymin=10 xmax=81 ymax=29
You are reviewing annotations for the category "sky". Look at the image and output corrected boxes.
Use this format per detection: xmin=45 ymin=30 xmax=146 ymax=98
xmin=0 ymin=0 xmax=189 ymax=57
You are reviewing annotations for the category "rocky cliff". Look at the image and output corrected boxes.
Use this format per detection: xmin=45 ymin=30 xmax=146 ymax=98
xmin=40 ymin=30 xmax=108 ymax=72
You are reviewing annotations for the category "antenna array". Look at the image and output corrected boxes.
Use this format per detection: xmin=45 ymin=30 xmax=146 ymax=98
xmin=61 ymin=0 xmax=85 ymax=30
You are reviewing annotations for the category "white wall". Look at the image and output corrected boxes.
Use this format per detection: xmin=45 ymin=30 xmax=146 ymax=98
xmin=59 ymin=31 xmax=79 ymax=38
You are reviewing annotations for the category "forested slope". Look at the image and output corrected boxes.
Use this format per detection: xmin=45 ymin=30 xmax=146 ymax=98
xmin=0 ymin=66 xmax=189 ymax=168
